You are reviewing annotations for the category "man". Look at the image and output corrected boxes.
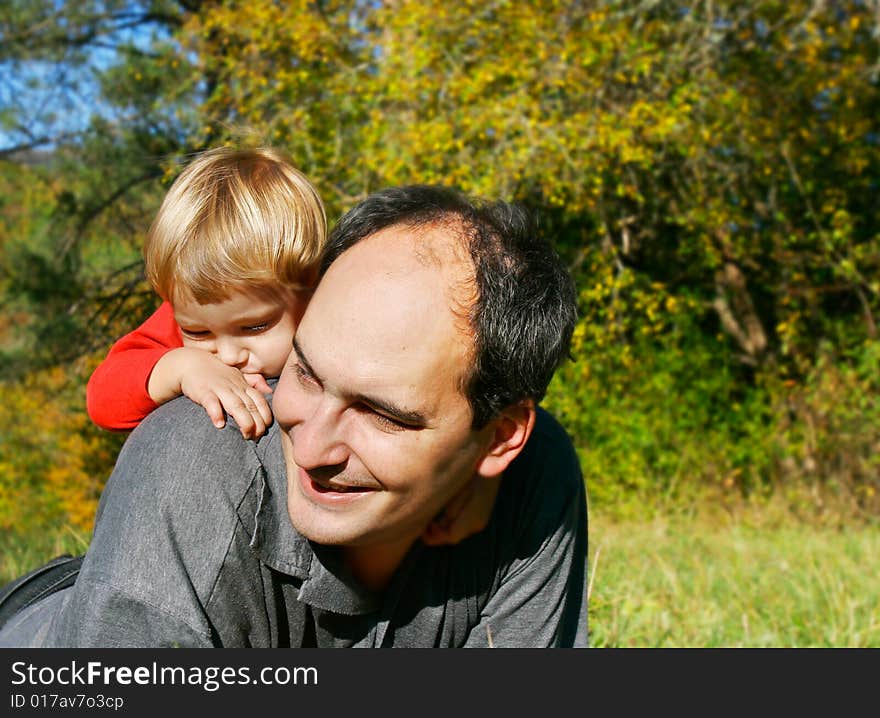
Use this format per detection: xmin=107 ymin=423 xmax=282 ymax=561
xmin=0 ymin=185 xmax=587 ymax=647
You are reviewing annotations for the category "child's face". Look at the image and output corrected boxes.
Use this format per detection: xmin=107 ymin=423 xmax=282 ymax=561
xmin=173 ymin=288 xmax=308 ymax=379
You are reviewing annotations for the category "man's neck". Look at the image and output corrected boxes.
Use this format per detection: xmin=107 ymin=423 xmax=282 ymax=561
xmin=342 ymin=537 xmax=417 ymax=592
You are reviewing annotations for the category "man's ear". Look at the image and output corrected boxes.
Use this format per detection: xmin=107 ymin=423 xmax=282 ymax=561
xmin=475 ymin=399 xmax=536 ymax=479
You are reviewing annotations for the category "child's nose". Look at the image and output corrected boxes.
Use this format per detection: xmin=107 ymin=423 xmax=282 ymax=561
xmin=216 ymin=339 xmax=247 ymax=367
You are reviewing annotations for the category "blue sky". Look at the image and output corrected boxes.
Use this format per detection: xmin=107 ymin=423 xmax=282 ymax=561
xmin=0 ymin=15 xmax=165 ymax=155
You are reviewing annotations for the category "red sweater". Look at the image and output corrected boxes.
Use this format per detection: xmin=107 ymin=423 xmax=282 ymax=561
xmin=86 ymin=301 xmax=182 ymax=430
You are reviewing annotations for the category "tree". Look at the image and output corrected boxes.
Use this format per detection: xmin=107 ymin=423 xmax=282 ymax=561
xmin=182 ymin=0 xmax=880 ymax=372
xmin=2 ymin=0 xmax=880 ymax=522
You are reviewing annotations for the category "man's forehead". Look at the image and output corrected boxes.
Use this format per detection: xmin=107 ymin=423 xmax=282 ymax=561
xmin=317 ymin=223 xmax=475 ymax=323
xmin=408 ymin=218 xmax=473 ymax=268
xmin=345 ymin=219 xmax=471 ymax=269
xmin=297 ymin=224 xmax=475 ymax=404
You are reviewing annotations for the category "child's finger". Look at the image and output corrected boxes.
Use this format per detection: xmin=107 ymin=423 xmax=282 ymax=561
xmin=233 ymin=411 xmax=257 ymax=439
xmin=227 ymin=401 xmax=261 ymax=440
xmin=201 ymin=396 xmax=226 ymax=429
xmin=243 ymin=373 xmax=273 ymax=394
xmin=246 ymin=388 xmax=274 ymax=427
xmin=226 ymin=389 xmax=275 ymax=440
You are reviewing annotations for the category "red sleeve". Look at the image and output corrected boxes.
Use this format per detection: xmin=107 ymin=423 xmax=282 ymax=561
xmin=86 ymin=301 xmax=183 ymax=431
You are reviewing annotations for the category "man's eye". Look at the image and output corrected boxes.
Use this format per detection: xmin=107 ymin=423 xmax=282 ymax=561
xmin=294 ymin=363 xmax=318 ymax=387
xmin=352 ymin=402 xmax=406 ymax=432
xmin=373 ymin=413 xmax=408 ymax=432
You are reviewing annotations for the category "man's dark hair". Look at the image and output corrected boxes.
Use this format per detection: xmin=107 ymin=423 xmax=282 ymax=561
xmin=321 ymin=185 xmax=577 ymax=428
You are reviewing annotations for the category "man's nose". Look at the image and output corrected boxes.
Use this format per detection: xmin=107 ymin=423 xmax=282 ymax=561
xmin=291 ymin=401 xmax=349 ymax=471
xmin=215 ymin=337 xmax=247 ymax=367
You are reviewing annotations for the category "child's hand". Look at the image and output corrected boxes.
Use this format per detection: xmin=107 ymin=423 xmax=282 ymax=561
xmin=421 ymin=475 xmax=502 ymax=546
xmin=151 ymin=348 xmax=274 ymax=440
xmin=180 ymin=358 xmax=274 ymax=440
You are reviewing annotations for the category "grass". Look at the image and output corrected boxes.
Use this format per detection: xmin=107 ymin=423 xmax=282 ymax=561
xmin=4 ymin=507 xmax=879 ymax=647
xmin=588 ymin=508 xmax=880 ymax=647
xmin=0 ymin=525 xmax=91 ymax=587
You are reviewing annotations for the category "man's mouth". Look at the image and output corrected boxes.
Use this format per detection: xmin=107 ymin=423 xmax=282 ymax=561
xmin=311 ymin=481 xmax=372 ymax=494
xmin=296 ymin=466 xmax=376 ymax=503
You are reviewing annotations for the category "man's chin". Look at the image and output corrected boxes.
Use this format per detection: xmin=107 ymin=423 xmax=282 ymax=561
xmin=287 ymin=512 xmax=346 ymax=546
xmin=286 ymin=477 xmax=370 ymax=546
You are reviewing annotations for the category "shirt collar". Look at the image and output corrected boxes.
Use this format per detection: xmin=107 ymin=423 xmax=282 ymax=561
xmin=248 ymin=426 xmax=383 ymax=615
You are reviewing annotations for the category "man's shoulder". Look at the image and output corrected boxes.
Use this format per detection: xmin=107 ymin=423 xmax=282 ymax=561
xmin=81 ymin=395 xmax=279 ymax=632
xmin=532 ymin=405 xmax=577 ymax=448
xmin=455 ymin=405 xmax=585 ymax=645
xmin=494 ymin=405 xmax=585 ymax=530
xmin=522 ymin=406 xmax=582 ymax=483
xmin=134 ymin=393 xmax=227 ymax=439
xmin=133 ymin=394 xmax=274 ymax=452
xmin=112 ymin=395 xmax=278 ymax=500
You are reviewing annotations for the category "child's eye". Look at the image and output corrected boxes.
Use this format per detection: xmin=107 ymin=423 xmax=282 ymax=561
xmin=244 ymin=323 xmax=269 ymax=333
xmin=181 ymin=329 xmax=210 ymax=339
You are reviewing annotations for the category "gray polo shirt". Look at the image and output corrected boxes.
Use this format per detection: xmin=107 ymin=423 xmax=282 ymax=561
xmin=0 ymin=397 xmax=588 ymax=647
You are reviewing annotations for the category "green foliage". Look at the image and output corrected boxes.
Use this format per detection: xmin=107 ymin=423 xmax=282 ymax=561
xmin=765 ymin=341 xmax=880 ymax=518
xmin=1 ymin=0 xmax=880 ymax=537
xmin=0 ymin=363 xmax=126 ymax=538
xmin=544 ymin=255 xmax=775 ymax=515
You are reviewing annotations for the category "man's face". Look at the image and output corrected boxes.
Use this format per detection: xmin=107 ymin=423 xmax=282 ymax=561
xmin=272 ymin=224 xmax=492 ymax=557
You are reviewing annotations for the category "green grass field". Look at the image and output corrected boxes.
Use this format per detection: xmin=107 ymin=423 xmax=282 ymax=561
xmin=0 ymin=528 xmax=91 ymax=589
xmin=588 ymin=511 xmax=880 ymax=647
xmin=4 ymin=510 xmax=878 ymax=647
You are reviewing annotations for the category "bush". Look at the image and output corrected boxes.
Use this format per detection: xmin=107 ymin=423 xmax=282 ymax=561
xmin=0 ymin=360 xmax=125 ymax=539
xmin=767 ymin=341 xmax=880 ymax=520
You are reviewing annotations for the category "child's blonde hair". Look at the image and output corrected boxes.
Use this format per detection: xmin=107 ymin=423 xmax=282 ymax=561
xmin=144 ymin=146 xmax=326 ymax=304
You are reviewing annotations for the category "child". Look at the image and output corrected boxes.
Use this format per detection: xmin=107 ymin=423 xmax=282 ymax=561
xmin=87 ymin=146 xmax=498 ymax=543
xmin=86 ymin=146 xmax=325 ymax=440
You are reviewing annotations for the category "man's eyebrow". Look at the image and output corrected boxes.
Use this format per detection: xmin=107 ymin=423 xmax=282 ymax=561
xmin=292 ymin=337 xmax=319 ymax=379
xmin=292 ymin=337 xmax=427 ymax=427
xmin=359 ymin=394 xmax=428 ymax=427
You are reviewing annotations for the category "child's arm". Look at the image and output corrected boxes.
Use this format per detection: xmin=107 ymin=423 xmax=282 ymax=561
xmin=86 ymin=302 xmax=182 ymax=431
xmin=147 ymin=348 xmax=273 ymax=440
xmin=88 ymin=302 xmax=274 ymax=439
